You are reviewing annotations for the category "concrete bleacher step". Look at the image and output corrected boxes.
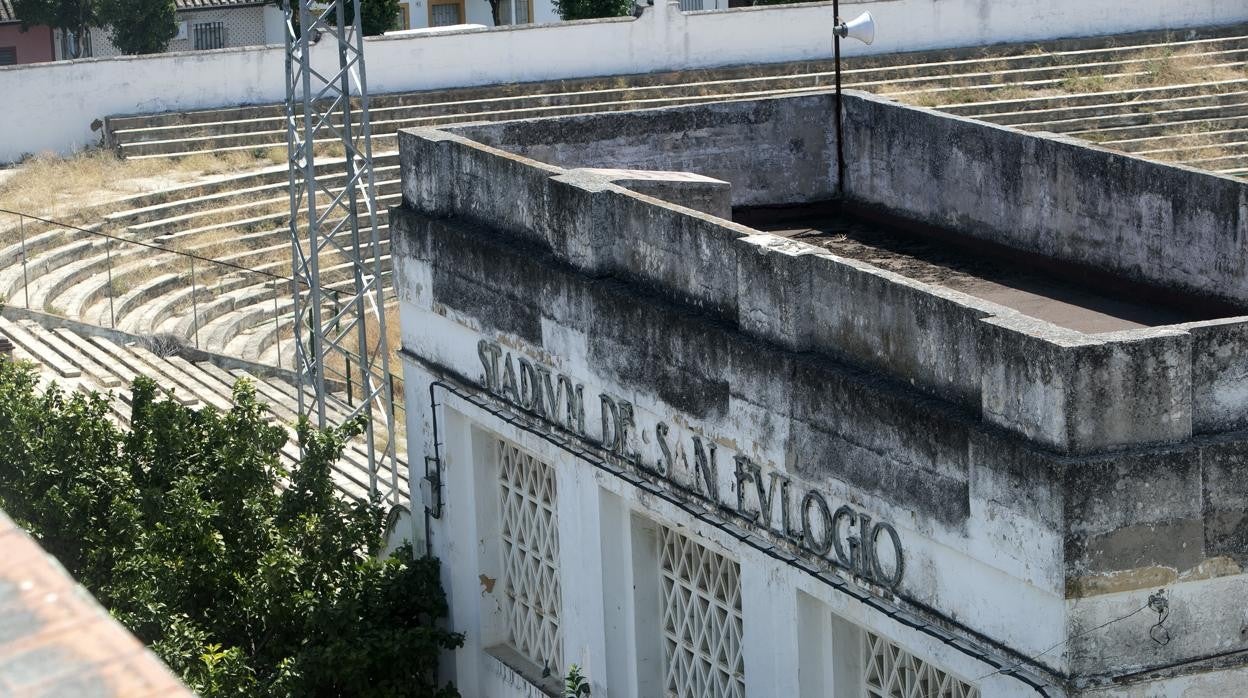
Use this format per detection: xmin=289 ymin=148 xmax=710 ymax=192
xmin=937 ymin=80 xmax=1248 ymax=117
xmin=0 ymin=229 xmax=70 ymax=271
xmin=1105 ymin=126 xmax=1248 ymax=151
xmin=1067 ymin=113 xmax=1248 ymax=142
xmin=0 ymin=318 xmax=406 ymax=501
xmin=106 ymin=27 xmax=1248 ymax=146
xmin=0 ymin=238 xmax=96 ymax=302
xmin=87 ymin=335 xmax=200 ymax=407
xmin=47 ymin=328 xmax=123 ymax=389
xmin=25 ymin=244 xmax=140 ymax=314
xmin=967 ymin=86 xmax=1248 ymax=126
xmin=126 ymin=177 xmax=400 ymax=239
xmin=120 ymin=273 xmax=255 ymax=337
xmin=0 ymin=319 xmax=80 ymax=378
xmin=1005 ymin=98 xmax=1248 ymax=133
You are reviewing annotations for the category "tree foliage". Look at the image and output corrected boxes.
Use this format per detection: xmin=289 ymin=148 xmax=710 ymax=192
xmin=552 ymin=0 xmax=632 ymax=21
xmin=0 ymin=358 xmax=463 ymax=697
xmin=99 ymin=0 xmax=177 ymax=54
xmin=11 ymin=0 xmax=99 ymax=57
xmin=322 ymin=0 xmax=403 ymax=36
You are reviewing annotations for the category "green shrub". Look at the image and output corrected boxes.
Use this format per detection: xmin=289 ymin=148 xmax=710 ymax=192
xmin=0 ymin=358 xmax=463 ymax=697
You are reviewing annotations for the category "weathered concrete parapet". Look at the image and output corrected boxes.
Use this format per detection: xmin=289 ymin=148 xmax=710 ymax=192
xmin=979 ymin=316 xmax=1193 ymax=454
xmin=1179 ymin=316 xmax=1248 ymax=433
xmin=399 ymin=127 xmax=563 ymax=248
xmin=842 ymin=90 xmax=1248 ymax=307
xmin=398 ymin=90 xmax=1248 ymax=453
xmin=573 ymin=168 xmax=732 ymax=219
xmin=398 ymin=116 xmax=1231 ymax=454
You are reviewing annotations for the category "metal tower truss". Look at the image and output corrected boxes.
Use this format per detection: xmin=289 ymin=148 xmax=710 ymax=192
xmin=282 ymin=0 xmax=398 ymax=505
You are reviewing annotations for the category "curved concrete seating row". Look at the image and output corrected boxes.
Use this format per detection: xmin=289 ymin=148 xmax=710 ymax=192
xmin=0 ymin=315 xmax=407 ymax=503
xmin=103 ymin=25 xmax=1248 ymax=175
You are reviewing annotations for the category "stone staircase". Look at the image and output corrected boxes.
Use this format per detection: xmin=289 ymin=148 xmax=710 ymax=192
xmin=105 ymin=23 xmax=1248 ymax=175
xmin=0 ymin=315 xmax=406 ymax=503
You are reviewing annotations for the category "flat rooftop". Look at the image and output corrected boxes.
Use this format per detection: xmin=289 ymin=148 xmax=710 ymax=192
xmin=738 ymin=204 xmax=1237 ymax=334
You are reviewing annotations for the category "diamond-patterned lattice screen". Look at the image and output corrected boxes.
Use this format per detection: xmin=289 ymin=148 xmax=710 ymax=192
xmin=658 ymin=526 xmax=745 ymax=698
xmin=865 ymin=631 xmax=979 ymax=698
xmin=498 ymin=441 xmax=562 ymax=676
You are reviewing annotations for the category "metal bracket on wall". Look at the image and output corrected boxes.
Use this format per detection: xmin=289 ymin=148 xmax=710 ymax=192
xmin=422 ymin=456 xmax=443 ymax=519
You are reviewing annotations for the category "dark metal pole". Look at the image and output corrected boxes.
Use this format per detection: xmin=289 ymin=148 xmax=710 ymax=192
xmin=189 ymin=256 xmax=200 ymax=349
xmin=105 ymin=237 xmax=116 ymax=328
xmin=18 ymin=214 xmax=29 ymax=310
xmin=834 ymin=0 xmax=845 ymax=197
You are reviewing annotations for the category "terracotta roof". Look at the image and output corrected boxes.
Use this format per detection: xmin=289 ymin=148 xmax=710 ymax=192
xmin=0 ymin=510 xmax=192 ymax=697
xmin=0 ymin=0 xmax=17 ymax=24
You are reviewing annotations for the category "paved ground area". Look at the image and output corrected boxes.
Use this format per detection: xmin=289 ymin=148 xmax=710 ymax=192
xmin=742 ymin=205 xmax=1231 ymax=334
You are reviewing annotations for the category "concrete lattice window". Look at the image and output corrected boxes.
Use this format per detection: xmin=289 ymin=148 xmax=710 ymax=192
xmin=497 ymin=440 xmax=562 ymax=676
xmin=658 ymin=526 xmax=745 ymax=698
xmin=865 ymin=632 xmax=979 ymax=698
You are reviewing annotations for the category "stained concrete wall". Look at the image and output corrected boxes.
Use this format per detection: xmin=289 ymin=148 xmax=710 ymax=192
xmin=841 ymin=91 xmax=1248 ymax=308
xmin=454 ymin=96 xmax=840 ymax=207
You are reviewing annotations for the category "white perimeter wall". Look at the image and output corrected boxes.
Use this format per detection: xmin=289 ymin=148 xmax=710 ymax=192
xmin=1 ymin=0 xmax=1245 ymax=163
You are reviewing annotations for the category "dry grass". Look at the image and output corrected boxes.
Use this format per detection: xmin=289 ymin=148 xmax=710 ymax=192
xmin=0 ymin=150 xmax=168 ymax=220
xmin=871 ymin=41 xmax=1247 ymax=173
xmin=881 ymin=44 xmax=1247 ymax=109
xmin=0 ymin=148 xmax=286 ymax=227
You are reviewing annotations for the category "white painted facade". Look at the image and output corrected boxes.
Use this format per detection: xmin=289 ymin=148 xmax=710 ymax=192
xmin=4 ymin=0 xmax=1247 ymax=162
xmin=402 ymin=358 xmax=1029 ymax=697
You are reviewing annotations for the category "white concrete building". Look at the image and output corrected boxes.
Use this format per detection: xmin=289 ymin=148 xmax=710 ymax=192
xmin=393 ymin=90 xmax=1248 ymax=697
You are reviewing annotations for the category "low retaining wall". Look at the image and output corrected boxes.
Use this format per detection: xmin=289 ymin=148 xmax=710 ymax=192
xmin=4 ymin=0 xmax=1247 ymax=162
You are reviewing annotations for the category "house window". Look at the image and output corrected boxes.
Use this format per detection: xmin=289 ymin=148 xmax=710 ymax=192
xmin=0 ymin=47 xmax=16 ymax=66
xmin=658 ymin=525 xmax=745 ymax=697
xmin=395 ymin=2 xmax=410 ymax=30
xmin=497 ymin=0 xmax=531 ymax=25
xmin=429 ymin=0 xmax=463 ymax=26
xmin=497 ymin=440 xmax=562 ymax=676
xmin=193 ymin=21 xmax=226 ymax=50
xmin=865 ymin=632 xmax=979 ymax=698
xmin=678 ymin=0 xmax=704 ymax=10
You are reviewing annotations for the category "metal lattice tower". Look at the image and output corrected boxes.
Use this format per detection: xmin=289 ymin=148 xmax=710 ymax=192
xmin=282 ymin=0 xmax=398 ymax=504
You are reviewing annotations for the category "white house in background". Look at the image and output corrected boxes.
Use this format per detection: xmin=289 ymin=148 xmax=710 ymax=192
xmin=56 ymin=0 xmax=284 ymax=59
xmin=402 ymin=0 xmax=732 ymax=30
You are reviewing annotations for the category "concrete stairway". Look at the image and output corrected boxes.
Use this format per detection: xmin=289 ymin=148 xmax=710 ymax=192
xmin=0 ymin=315 xmax=407 ymax=503
xmin=104 ymin=23 xmax=1248 ymax=176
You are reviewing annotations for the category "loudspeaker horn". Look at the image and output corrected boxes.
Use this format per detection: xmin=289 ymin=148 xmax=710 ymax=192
xmin=836 ymin=10 xmax=875 ymax=45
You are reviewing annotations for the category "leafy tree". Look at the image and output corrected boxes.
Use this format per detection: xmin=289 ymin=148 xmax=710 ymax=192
xmin=0 ymin=358 xmax=463 ymax=697
xmin=99 ymin=0 xmax=177 ymax=54
xmin=11 ymin=0 xmax=100 ymax=58
xmin=323 ymin=0 xmax=403 ymax=36
xmin=552 ymin=0 xmax=632 ymax=21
